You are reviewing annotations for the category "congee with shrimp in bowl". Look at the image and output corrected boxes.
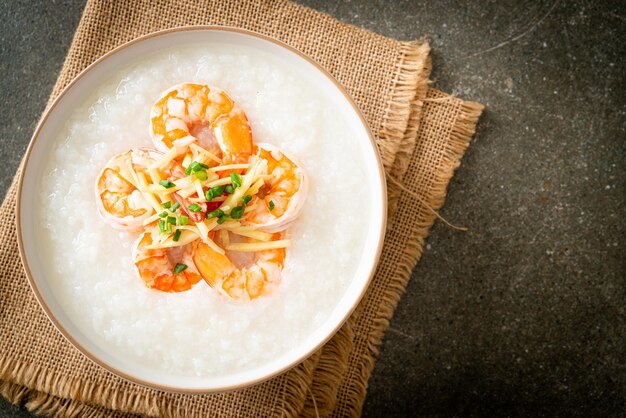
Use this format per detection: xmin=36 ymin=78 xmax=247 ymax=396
xmin=37 ymin=43 xmax=378 ymax=378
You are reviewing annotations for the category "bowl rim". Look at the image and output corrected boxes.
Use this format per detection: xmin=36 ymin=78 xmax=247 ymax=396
xmin=15 ymin=25 xmax=387 ymax=394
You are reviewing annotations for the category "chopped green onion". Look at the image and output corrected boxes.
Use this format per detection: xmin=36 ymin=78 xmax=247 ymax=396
xmin=269 ymin=200 xmax=275 ymax=211
xmin=230 ymin=206 xmax=245 ymax=219
xmin=173 ymin=263 xmax=187 ymax=274
xmin=159 ymin=180 xmax=176 ymax=189
xmin=170 ymin=202 xmax=180 ymax=212
xmin=161 ymin=201 xmax=172 ymax=209
xmin=158 ymin=211 xmax=168 ymax=218
xmin=230 ymin=172 xmax=242 ymax=188
xmin=187 ymin=162 xmax=199 ymax=173
xmin=179 ymin=215 xmax=189 ymax=226
xmin=188 ymin=203 xmax=202 ymax=212
xmin=186 ymin=161 xmax=209 ymax=175
xmin=207 ymin=209 xmax=224 ymax=219
xmin=167 ymin=216 xmax=177 ymax=225
xmin=225 ymin=185 xmax=234 ymax=194
xmin=173 ymin=229 xmax=182 ymax=242
xmin=217 ymin=215 xmax=228 ymax=224
xmin=157 ymin=219 xmax=167 ymax=233
xmin=242 ymin=195 xmax=252 ymax=206
xmin=191 ymin=161 xmax=208 ymax=172
xmin=194 ymin=170 xmax=208 ymax=181
xmin=205 ymin=185 xmax=225 ymax=201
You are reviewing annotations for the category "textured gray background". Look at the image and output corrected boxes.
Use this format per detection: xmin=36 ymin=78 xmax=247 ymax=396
xmin=1 ymin=0 xmax=624 ymax=416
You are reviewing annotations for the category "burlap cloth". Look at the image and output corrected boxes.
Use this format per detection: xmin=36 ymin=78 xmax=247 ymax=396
xmin=0 ymin=1 xmax=483 ymax=416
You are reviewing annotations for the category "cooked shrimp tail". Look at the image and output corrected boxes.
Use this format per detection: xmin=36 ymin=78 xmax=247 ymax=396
xmin=245 ymin=143 xmax=308 ymax=233
xmin=150 ymin=83 xmax=253 ymax=164
xmin=133 ymin=232 xmax=202 ymax=292
xmin=95 ymin=149 xmax=156 ymax=230
xmin=192 ymin=232 xmax=287 ymax=300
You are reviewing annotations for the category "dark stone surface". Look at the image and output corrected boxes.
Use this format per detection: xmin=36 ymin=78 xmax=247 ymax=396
xmin=1 ymin=0 xmax=624 ymax=416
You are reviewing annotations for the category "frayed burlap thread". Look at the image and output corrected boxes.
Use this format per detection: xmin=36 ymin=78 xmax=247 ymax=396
xmin=0 ymin=0 xmax=483 ymax=416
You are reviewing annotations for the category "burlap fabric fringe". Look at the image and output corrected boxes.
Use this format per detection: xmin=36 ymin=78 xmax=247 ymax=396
xmin=0 ymin=0 xmax=483 ymax=416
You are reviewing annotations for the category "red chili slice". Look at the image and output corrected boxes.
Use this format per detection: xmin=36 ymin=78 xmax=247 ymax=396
xmin=206 ymin=201 xmax=222 ymax=212
xmin=173 ymin=193 xmax=206 ymax=223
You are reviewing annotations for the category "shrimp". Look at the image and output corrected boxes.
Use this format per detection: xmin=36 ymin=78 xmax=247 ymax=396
xmin=96 ymin=149 xmax=157 ymax=230
xmin=192 ymin=232 xmax=286 ymax=301
xmin=95 ymin=148 xmax=186 ymax=230
xmin=150 ymin=83 xmax=253 ymax=165
xmin=132 ymin=232 xmax=202 ymax=292
xmin=245 ymin=143 xmax=308 ymax=233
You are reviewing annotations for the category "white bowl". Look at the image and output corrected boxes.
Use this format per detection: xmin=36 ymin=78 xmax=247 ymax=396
xmin=16 ymin=27 xmax=386 ymax=393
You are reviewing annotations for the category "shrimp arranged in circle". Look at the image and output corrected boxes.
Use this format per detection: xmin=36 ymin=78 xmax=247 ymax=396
xmin=133 ymin=232 xmax=202 ymax=292
xmin=245 ymin=144 xmax=308 ymax=233
xmin=96 ymin=83 xmax=307 ymax=298
xmin=150 ymin=83 xmax=253 ymax=164
xmin=192 ymin=231 xmax=287 ymax=300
